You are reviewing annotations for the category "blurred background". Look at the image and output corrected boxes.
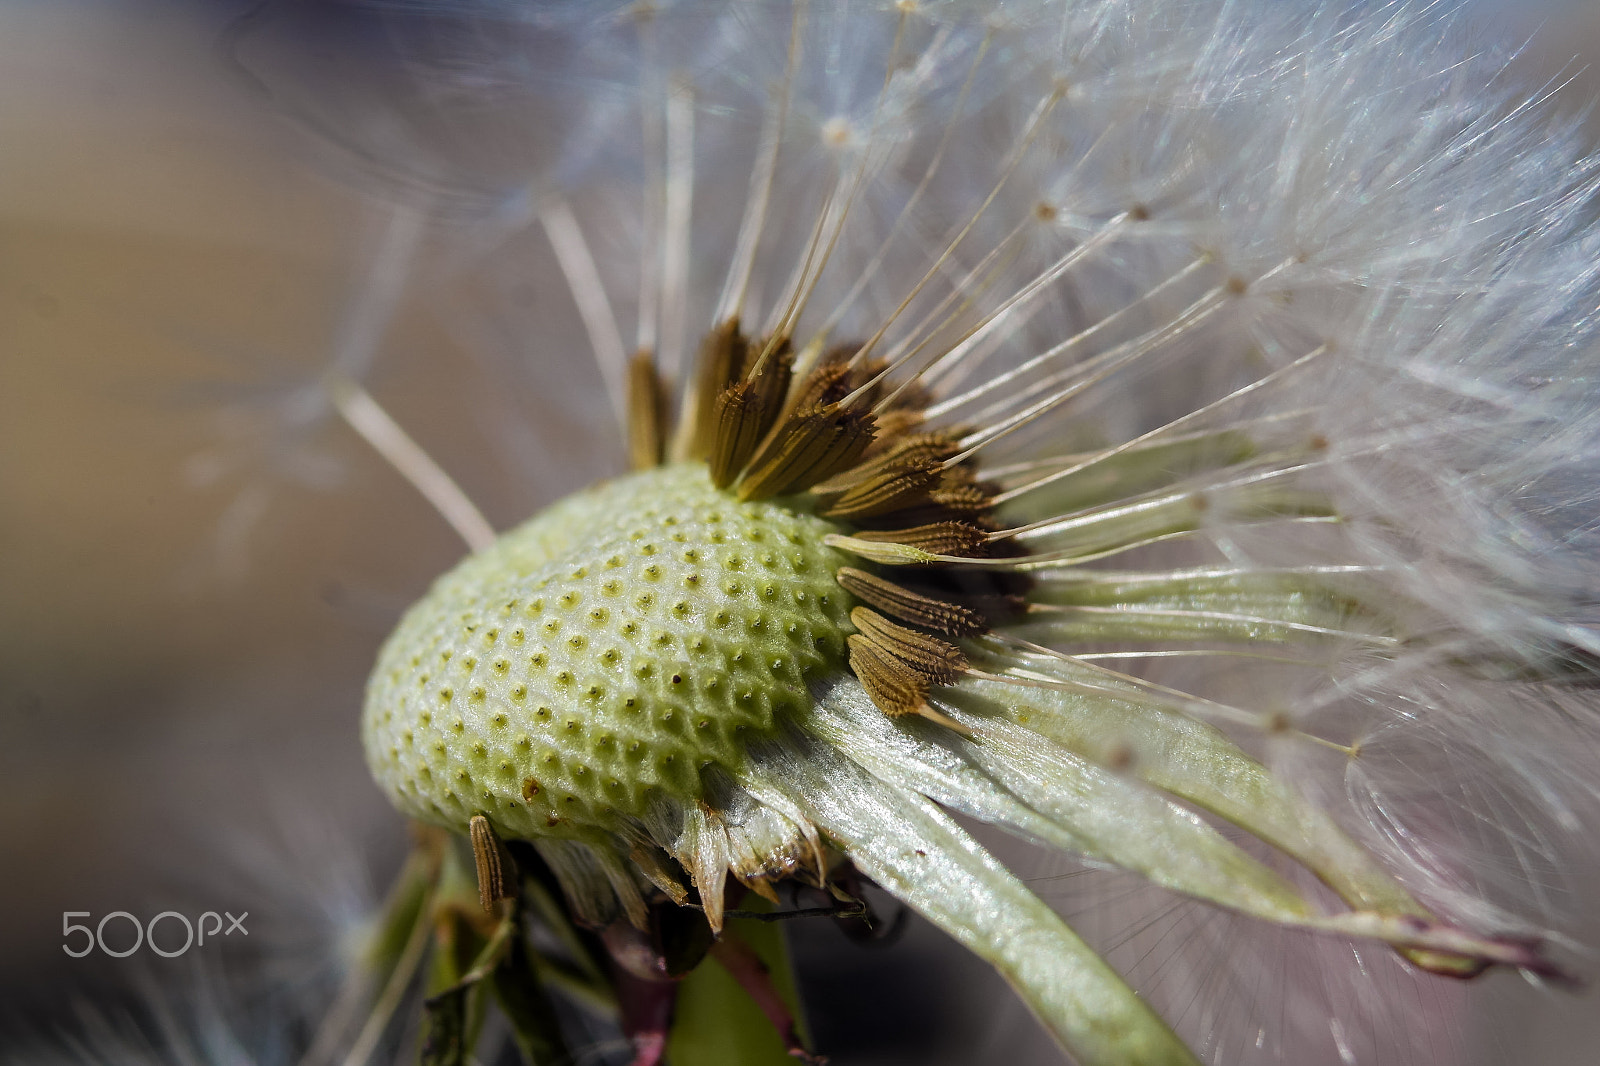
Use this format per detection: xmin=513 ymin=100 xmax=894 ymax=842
xmin=3 ymin=1 xmax=1599 ymax=1062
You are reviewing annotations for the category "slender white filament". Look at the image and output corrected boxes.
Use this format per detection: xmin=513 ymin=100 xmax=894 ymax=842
xmin=540 ymin=198 xmax=629 ymax=430
xmin=327 ymin=376 xmax=497 ymax=553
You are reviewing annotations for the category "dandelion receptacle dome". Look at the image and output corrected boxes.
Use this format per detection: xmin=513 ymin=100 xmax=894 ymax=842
xmin=363 ymin=463 xmax=857 ymax=839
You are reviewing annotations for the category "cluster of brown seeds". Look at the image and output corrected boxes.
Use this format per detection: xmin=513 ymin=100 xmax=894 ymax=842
xmin=628 ymin=317 xmax=1023 ymax=724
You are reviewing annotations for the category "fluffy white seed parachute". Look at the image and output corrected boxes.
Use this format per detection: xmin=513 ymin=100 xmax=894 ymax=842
xmin=218 ymin=1 xmax=1600 ymax=1064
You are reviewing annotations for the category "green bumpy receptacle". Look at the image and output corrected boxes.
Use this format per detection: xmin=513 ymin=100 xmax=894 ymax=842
xmin=362 ymin=463 xmax=854 ymax=841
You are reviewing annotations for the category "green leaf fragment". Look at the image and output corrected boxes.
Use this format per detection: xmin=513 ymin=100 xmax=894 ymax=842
xmin=521 ymin=873 xmax=611 ymax=993
xmin=420 ymin=987 xmax=471 ymax=1066
xmin=666 ymin=900 xmax=809 ymax=1066
xmin=422 ymin=839 xmax=569 ymax=1066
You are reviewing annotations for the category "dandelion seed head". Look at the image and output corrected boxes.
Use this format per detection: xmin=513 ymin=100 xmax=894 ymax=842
xmin=29 ymin=0 xmax=1597 ymax=1062
xmin=331 ymin=2 xmax=1600 ymax=1059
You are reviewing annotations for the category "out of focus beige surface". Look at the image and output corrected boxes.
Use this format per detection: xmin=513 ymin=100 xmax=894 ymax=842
xmin=2 ymin=1 xmax=473 ymax=1010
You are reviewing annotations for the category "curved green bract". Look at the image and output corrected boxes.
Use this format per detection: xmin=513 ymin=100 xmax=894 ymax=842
xmin=745 ymin=738 xmax=1201 ymax=1066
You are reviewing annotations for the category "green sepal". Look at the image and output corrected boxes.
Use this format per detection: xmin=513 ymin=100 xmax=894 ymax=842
xmin=419 ymin=984 xmax=473 ymax=1066
xmin=666 ymin=899 xmax=809 ymax=1066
